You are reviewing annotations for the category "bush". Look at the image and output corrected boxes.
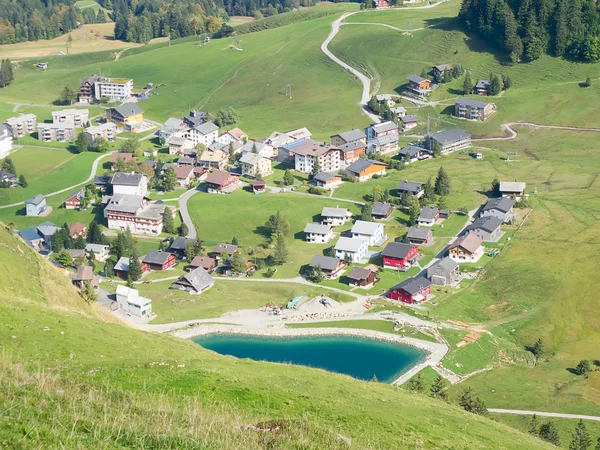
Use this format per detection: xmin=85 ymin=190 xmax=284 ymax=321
xmin=308 ymin=186 xmax=326 ymax=196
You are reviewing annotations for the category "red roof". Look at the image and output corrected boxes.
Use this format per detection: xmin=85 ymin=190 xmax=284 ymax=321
xmin=206 ymin=170 xmax=237 ymax=186
xmin=68 ymin=222 xmax=87 ymax=236
xmin=110 ymin=152 xmax=135 ymax=163
xmin=174 ymin=165 xmax=194 ymax=179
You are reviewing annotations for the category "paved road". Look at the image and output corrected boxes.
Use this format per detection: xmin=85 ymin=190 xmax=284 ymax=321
xmin=0 ymin=151 xmax=115 ymax=210
xmin=178 ymin=187 xmax=200 ymax=239
xmin=473 ymin=121 xmax=600 ymax=142
xmin=488 ymin=409 xmax=600 ymax=422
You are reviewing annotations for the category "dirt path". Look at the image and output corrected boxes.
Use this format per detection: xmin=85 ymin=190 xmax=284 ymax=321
xmin=488 ymin=409 xmax=600 ymax=422
xmin=473 ymin=122 xmax=600 ymax=142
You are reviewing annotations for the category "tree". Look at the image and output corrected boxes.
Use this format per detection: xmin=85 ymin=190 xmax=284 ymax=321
xmin=0 ymin=59 xmax=14 ymax=88
xmin=434 ymin=167 xmax=451 ymax=196
xmin=230 ymin=251 xmax=247 ymax=274
xmin=539 ymin=422 xmax=561 ymax=446
xmin=272 ymin=233 xmax=288 ymax=265
xmin=502 ymin=74 xmax=513 ymax=89
xmin=231 ymin=236 xmax=239 ymax=246
xmin=420 ymin=68 xmax=428 ymax=79
xmin=51 ymin=229 xmax=66 ymax=253
xmin=531 ymin=338 xmax=545 ymax=358
xmin=121 ymin=136 xmax=141 ymax=157
xmin=308 ymin=264 xmax=324 ymax=283
xmin=127 ymin=248 xmax=142 ymax=282
xmin=458 ymin=387 xmax=488 ymax=416
xmin=55 ymin=249 xmax=73 ymax=267
xmin=408 ymin=197 xmax=421 ymax=226
xmin=80 ymin=281 xmax=98 ymax=304
xmin=58 ymin=84 xmax=77 ymax=105
xmin=575 ymin=360 xmax=591 ymax=377
xmin=437 ymin=196 xmax=448 ymax=210
xmin=74 ymin=131 xmax=89 ymax=154
xmin=179 ymin=223 xmax=189 ymax=237
xmin=185 ymin=241 xmax=197 ymax=260
xmin=422 ymin=177 xmax=436 ymax=205
xmin=463 ymin=72 xmax=474 ymax=95
xmin=283 ymin=169 xmax=295 ymax=186
xmin=1 ymin=157 xmax=16 ymax=175
xmin=311 ymin=157 xmax=321 ymax=179
xmin=406 ymin=374 xmax=425 ymax=393
xmin=104 ymin=259 xmax=114 ymax=277
xmin=360 ymin=202 xmax=373 ymax=221
xmin=585 ymin=77 xmax=592 ymax=87
xmin=429 ymin=375 xmax=448 ymax=401
xmin=432 ymin=140 xmax=442 ymax=158
xmin=96 ymin=9 xmax=108 ymax=23
xmin=162 ymin=209 xmax=175 ymax=234
xmin=73 ymin=235 xmax=86 ymax=249
xmin=399 ymin=191 xmax=412 ymax=207
xmin=265 ymin=211 xmax=290 ymax=242
xmin=489 ymin=75 xmax=502 ymax=96
xmin=18 ymin=174 xmax=27 ymax=187
xmin=372 ymin=185 xmax=385 ymax=203
xmin=570 ymin=419 xmax=592 ymax=450
xmin=529 ymin=414 xmax=539 ymax=435
xmin=451 ymin=64 xmax=464 ymax=78
xmin=491 ymin=176 xmax=500 ymax=193
xmin=161 ymin=167 xmax=177 ymax=192
xmin=367 ymin=96 xmax=380 ymax=114
xmin=87 ymin=220 xmax=102 ymax=244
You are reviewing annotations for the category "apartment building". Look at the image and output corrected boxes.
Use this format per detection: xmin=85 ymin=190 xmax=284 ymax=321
xmin=94 ymin=77 xmax=134 ymax=101
xmin=289 ymin=139 xmax=341 ymax=174
xmin=37 ymin=121 xmax=76 ymax=142
xmin=85 ymin=122 xmax=117 ymax=145
xmin=5 ymin=114 xmax=37 ymax=137
xmin=52 ymin=109 xmax=89 ymax=127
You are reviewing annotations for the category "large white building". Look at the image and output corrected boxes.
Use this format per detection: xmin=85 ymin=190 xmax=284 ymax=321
xmin=111 ymin=172 xmax=148 ymax=197
xmin=52 ymin=109 xmax=89 ymax=127
xmin=0 ymin=124 xmax=12 ymax=158
xmin=94 ymin=77 xmax=134 ymax=101
xmin=289 ymin=139 xmax=341 ymax=174
xmin=105 ymin=194 xmax=167 ymax=235
xmin=187 ymin=122 xmax=219 ymax=146
xmin=5 ymin=114 xmax=37 ymax=137
xmin=116 ymin=285 xmax=152 ymax=317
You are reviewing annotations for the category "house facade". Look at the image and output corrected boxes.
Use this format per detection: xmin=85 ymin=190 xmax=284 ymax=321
xmin=345 ymin=159 xmax=387 ymax=182
xmin=499 ymin=181 xmax=526 ymax=199
xmin=85 ymin=122 xmax=116 ymax=145
xmin=366 ymin=121 xmax=399 ymax=154
xmin=427 ymin=257 xmax=459 ymax=286
xmin=334 ymin=237 xmax=368 ymax=263
xmin=170 ymin=267 xmax=215 ymax=294
xmin=187 ymin=122 xmax=219 ymax=146
xmin=399 ymin=145 xmax=432 ymax=164
xmin=309 ymin=255 xmax=346 ymax=279
xmin=448 ymin=233 xmax=484 ymax=263
xmin=387 ymin=276 xmax=432 ymax=304
xmin=116 ymin=285 xmax=152 ymax=317
xmin=330 ymin=129 xmax=367 ymax=147
xmin=454 ymin=98 xmax=496 ymax=121
xmin=351 ymin=220 xmax=385 ymax=246
xmin=397 ymin=180 xmax=424 ymax=198
xmin=321 ymin=207 xmax=351 ymax=226
xmin=37 ymin=122 xmax=76 ymax=142
xmin=400 ymin=115 xmax=418 ymax=131
xmin=52 ymin=109 xmax=89 ymax=127
xmin=105 ymin=195 xmax=167 ymax=235
xmin=304 ymin=223 xmax=334 ymax=244
xmin=339 ymin=141 xmax=367 ymax=163
xmin=407 ymin=75 xmax=432 ymax=98
xmin=381 ymin=242 xmax=418 ymax=270
xmin=198 ymin=150 xmax=227 ymax=170
xmin=106 ymin=104 xmax=144 ymax=132
xmin=291 ymin=140 xmax=341 ymax=174
xmin=474 ymin=80 xmax=491 ymax=95
xmin=94 ymin=77 xmax=134 ymax=101
xmin=0 ymin=124 xmax=13 ymax=157
xmin=205 ymin=171 xmax=240 ymax=194
xmin=372 ymin=202 xmax=393 ymax=220
xmin=465 ymin=217 xmax=503 ymax=242
xmin=64 ymin=189 xmax=84 ymax=210
xmin=25 ymin=194 xmax=47 ymax=216
xmin=313 ymin=172 xmax=343 ymax=188
xmin=427 ymin=129 xmax=472 ymax=154
xmin=111 ymin=173 xmax=148 ymax=197
xmin=239 ymin=153 xmax=272 ymax=177
xmin=480 ymin=197 xmax=515 ymax=222
xmin=143 ymin=250 xmax=177 ymax=271
xmin=347 ymin=266 xmax=378 ymax=289
xmin=407 ymin=227 xmax=433 ymax=246
xmin=417 ymin=206 xmax=439 ymax=227
xmin=5 ymin=114 xmax=37 ymax=137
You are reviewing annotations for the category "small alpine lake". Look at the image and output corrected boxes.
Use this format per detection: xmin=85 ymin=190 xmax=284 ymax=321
xmin=193 ymin=333 xmax=427 ymax=383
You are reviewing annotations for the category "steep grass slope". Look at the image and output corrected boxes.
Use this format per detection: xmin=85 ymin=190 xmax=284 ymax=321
xmin=0 ymin=225 xmax=551 ymax=449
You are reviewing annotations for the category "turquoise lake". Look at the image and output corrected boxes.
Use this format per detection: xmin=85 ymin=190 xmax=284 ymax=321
xmin=193 ymin=333 xmax=426 ymax=383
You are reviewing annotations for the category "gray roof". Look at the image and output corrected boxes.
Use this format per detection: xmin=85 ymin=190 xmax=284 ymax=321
xmin=391 ymin=276 xmax=432 ymax=295
xmin=169 ymin=236 xmax=196 ymax=251
xmin=85 ymin=243 xmax=109 ymax=253
xmin=346 ymin=159 xmax=385 ymax=176
xmin=372 ymin=202 xmax=392 ymax=216
xmin=112 ymin=103 xmax=144 ymax=118
xmin=381 ymin=242 xmax=415 ymax=259
xmin=400 ymin=145 xmax=426 ymax=158
xmin=482 ymin=197 xmax=515 ymax=213
xmin=111 ymin=172 xmax=144 ymax=186
xmin=313 ymin=172 xmax=340 ymax=183
xmin=0 ymin=170 xmax=15 ymax=181
xmin=105 ymin=194 xmax=144 ymax=214
xmin=67 ymin=249 xmax=86 ymax=258
xmin=436 ymin=256 xmax=459 ymax=272
xmin=455 ymin=97 xmax=491 ymax=108
xmin=213 ymin=243 xmax=238 ymax=256
xmin=433 ymin=64 xmax=452 ymax=71
xmin=408 ymin=75 xmax=427 ymax=84
xmin=418 ymin=206 xmax=439 ymax=221
xmin=309 ymin=255 xmax=341 ymax=272
xmin=137 ymin=203 xmax=167 ymax=220
xmin=430 ymin=129 xmax=471 ymax=145
xmin=335 ymin=237 xmax=365 ymax=252
xmin=25 ymin=194 xmax=46 ymax=205
xmin=339 ymin=141 xmax=366 ymax=153
xmin=336 ymin=129 xmax=366 ymax=143
xmin=177 ymin=156 xmax=195 ymax=165
xmin=241 ymin=141 xmax=269 ymax=154
xmin=304 ymin=223 xmax=332 ymax=235
xmin=194 ymin=121 xmax=219 ymax=135
xmin=465 ymin=216 xmax=502 ymax=234
xmin=476 ymin=80 xmax=491 ymax=89
xmin=400 ymin=115 xmax=418 ymax=123
xmin=239 ymin=152 xmax=263 ymax=166
xmin=407 ymin=226 xmax=432 ymax=240
xmin=351 ymin=220 xmax=381 ymax=236
xmin=94 ymin=175 xmax=111 ymax=185
xmin=114 ymin=256 xmax=130 ymax=272
xmin=398 ymin=181 xmax=422 ymax=194
xmin=143 ymin=250 xmax=173 ymax=266
xmin=372 ymin=121 xmax=398 ymax=134
xmin=369 ymin=134 xmax=399 ymax=147
xmin=499 ymin=181 xmax=526 ymax=193
xmin=347 ymin=266 xmax=373 ymax=281
xmin=176 ymin=267 xmax=214 ymax=291
xmin=321 ymin=207 xmax=349 ymax=219
xmin=36 ymin=221 xmax=59 ymax=237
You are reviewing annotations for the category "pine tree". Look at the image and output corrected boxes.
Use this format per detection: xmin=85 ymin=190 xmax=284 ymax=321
xmin=502 ymin=74 xmax=513 ymax=89
xmin=406 ymin=374 xmax=425 ymax=393
xmin=0 ymin=59 xmax=15 ymax=88
xmin=463 ymin=72 xmax=474 ymax=94
xmin=531 ymin=338 xmax=545 ymax=357
xmin=230 ymin=251 xmax=247 ymax=274
xmin=162 ymin=209 xmax=175 ymax=234
xmin=178 ymin=223 xmax=189 ymax=237
xmin=434 ymin=167 xmax=451 ymax=196
xmin=408 ymin=197 xmax=421 ymax=226
xmin=372 ymin=185 xmax=385 ymax=203
xmin=489 ymin=75 xmax=502 ymax=96
xmin=360 ymin=202 xmax=373 ymax=221
xmin=185 ymin=241 xmax=197 ymax=260
xmin=55 ymin=249 xmax=73 ymax=267
xmin=18 ymin=174 xmax=27 ymax=187
xmin=87 ymin=220 xmax=102 ymax=244
xmin=252 ymin=142 xmax=258 ymax=154
xmin=311 ymin=157 xmax=321 ymax=179
xmin=231 ymin=236 xmax=239 ymax=246
xmin=422 ymin=177 xmax=436 ymax=205
xmin=127 ymin=248 xmax=142 ymax=282
xmin=420 ymin=68 xmax=428 ymax=79
xmin=96 ymin=9 xmax=108 ymax=23
xmin=104 ymin=259 xmax=114 ymax=277
xmin=1 ymin=157 xmax=16 ymax=175
xmin=539 ymin=422 xmax=561 ymax=446
xmin=272 ymin=233 xmax=288 ymax=265
xmin=74 ymin=131 xmax=89 ymax=153
xmin=429 ymin=375 xmax=448 ymax=401
xmin=569 ymin=419 xmax=592 ymax=450
xmin=575 ymin=360 xmax=591 ymax=377
xmin=162 ymin=167 xmax=177 ymax=192
xmin=283 ymin=169 xmax=295 ymax=186
xmin=80 ymin=281 xmax=98 ymax=303
xmin=58 ymin=84 xmax=77 ymax=105
xmin=528 ymin=414 xmax=539 ymax=435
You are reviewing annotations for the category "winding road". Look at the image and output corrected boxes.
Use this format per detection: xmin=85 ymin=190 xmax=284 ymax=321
xmin=488 ymin=409 xmax=600 ymax=422
xmin=178 ymin=187 xmax=200 ymax=239
xmin=472 ymin=122 xmax=600 ymax=141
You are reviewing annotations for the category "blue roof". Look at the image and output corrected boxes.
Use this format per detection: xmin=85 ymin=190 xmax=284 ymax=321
xmin=19 ymin=227 xmax=42 ymax=243
xmin=282 ymin=137 xmax=311 ymax=151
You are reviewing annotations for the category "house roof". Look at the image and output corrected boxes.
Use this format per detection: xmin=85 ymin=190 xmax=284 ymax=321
xmin=408 ymin=75 xmax=428 ymax=84
xmin=372 ymin=202 xmax=392 ymax=216
xmin=369 ymin=134 xmax=398 ymax=146
xmin=65 ymin=188 xmax=84 ymax=202
xmin=111 ymin=172 xmax=145 ymax=186
xmin=400 ymin=115 xmax=418 ymax=123
xmin=466 ymin=216 xmax=502 ymax=234
xmin=455 ymin=97 xmax=491 ymax=108
xmin=339 ymin=140 xmax=366 ymax=153
xmin=304 ymin=223 xmax=332 ymax=235
xmin=476 ymin=80 xmax=491 ymax=89
xmin=85 ymin=243 xmax=109 ymax=253
xmin=67 ymin=249 xmax=86 ymax=258
xmin=499 ymin=181 xmax=526 ymax=192
xmin=372 ymin=121 xmax=398 ymax=134
xmin=375 ymin=94 xmax=392 ymax=101
xmin=68 ymin=222 xmax=86 ymax=236
xmin=346 ymin=159 xmax=386 ymax=176
xmin=381 ymin=242 xmax=415 ymax=259
xmin=175 ymin=165 xmax=194 ymax=179
xmin=448 ymin=233 xmax=483 ymax=254
xmin=114 ymin=256 xmax=130 ymax=272
xmin=391 ymin=106 xmax=406 ymax=114
xmin=25 ymin=194 xmax=46 ymax=205
xmin=250 ymin=180 xmax=266 ymax=187
xmin=241 ymin=141 xmax=270 ymax=154
xmin=286 ymin=127 xmax=312 ymax=140
xmin=321 ymin=207 xmax=349 ymax=218
xmin=5 ymin=113 xmax=36 ymax=126
xmin=189 ymin=256 xmax=216 ymax=269
xmin=38 ymin=121 xmax=75 ymax=131
xmin=177 ymin=156 xmax=195 ymax=165
xmin=225 ymin=127 xmax=247 ymax=141
xmin=111 ymin=103 xmax=144 ymax=118
xmin=335 ymin=129 xmax=366 ymax=143
xmin=85 ymin=122 xmax=116 ymax=134
xmin=36 ymin=221 xmax=59 ymax=237
xmin=167 ymin=135 xmax=188 ymax=146
xmin=105 ymin=194 xmax=144 ymax=214
xmin=418 ymin=206 xmax=439 ymax=221
xmin=391 ymin=276 xmax=432 ymax=295
xmin=194 ymin=121 xmax=219 ymax=135
xmin=199 ymin=150 xmax=226 ymax=163
xmin=213 ymin=243 xmax=238 ymax=256
xmin=400 ymin=145 xmax=426 ymax=158
xmin=482 ymin=197 xmax=515 ymax=213
xmin=19 ymin=227 xmax=43 ymax=243
xmin=94 ymin=175 xmax=111 ymax=185
xmin=430 ymin=129 xmax=471 ymax=145
xmin=184 ymin=110 xmax=208 ymax=127
xmin=239 ymin=152 xmax=263 ymax=166
xmin=309 ymin=255 xmax=341 ymax=271
xmin=169 ymin=236 xmax=196 ymax=251
xmin=433 ymin=64 xmax=453 ymax=71
xmin=73 ymin=265 xmax=94 ymax=281
xmin=313 ymin=172 xmax=340 ymax=183
xmin=0 ymin=170 xmax=15 ymax=181
xmin=397 ymin=180 xmax=422 ymax=194
xmin=407 ymin=226 xmax=432 ymax=240
xmin=143 ymin=250 xmax=173 ymax=266
xmin=176 ymin=267 xmax=214 ymax=291
xmin=110 ymin=153 xmax=135 ymax=163
xmin=351 ymin=220 xmax=381 ymax=236
xmin=335 ymin=237 xmax=366 ymax=252
xmin=289 ymin=139 xmax=337 ymax=157
xmin=436 ymin=256 xmax=459 ymax=272
xmin=205 ymin=170 xmax=235 ymax=186
xmin=347 ymin=266 xmax=374 ymax=282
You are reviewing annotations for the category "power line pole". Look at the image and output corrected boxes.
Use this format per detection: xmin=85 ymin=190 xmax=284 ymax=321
xmin=286 ymin=84 xmax=292 ymax=99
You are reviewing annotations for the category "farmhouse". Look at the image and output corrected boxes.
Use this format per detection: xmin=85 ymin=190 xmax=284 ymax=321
xmin=499 ymin=181 xmax=526 ymax=199
xmin=106 ymin=104 xmax=144 ymax=132
xmin=313 ymin=172 xmax=342 ymax=188
xmin=289 ymin=139 xmax=341 ymax=174
xmin=387 ymin=276 xmax=432 ymax=304
xmin=309 ymin=255 xmax=346 ymax=279
xmin=239 ymin=153 xmax=272 ymax=177
xmin=417 ymin=206 xmax=439 ymax=227
xmin=94 ymin=77 xmax=134 ymax=101
xmin=64 ymin=189 xmax=84 ymax=210
xmin=339 ymin=141 xmax=367 ymax=163
xmin=474 ymin=80 xmax=491 ymax=95
xmin=111 ymin=173 xmax=148 ymax=197
xmin=400 ymin=115 xmax=418 ymax=131
xmin=5 ymin=114 xmax=36 ymax=137
xmin=72 ymin=266 xmax=100 ymax=290
xmin=210 ymin=243 xmax=239 ymax=260
xmin=407 ymin=75 xmax=432 ymax=98
xmin=85 ymin=122 xmax=116 ymax=145
xmin=381 ymin=242 xmax=418 ymax=270
xmin=174 ymin=165 xmax=195 ymax=188
xmin=113 ymin=256 xmax=149 ymax=279
xmin=331 ymin=129 xmax=367 ymax=147
xmin=397 ymin=180 xmax=423 ymax=198
xmin=115 ymin=285 xmax=152 ymax=318
xmin=68 ymin=222 xmax=87 ymax=238
xmin=334 ymin=237 xmax=368 ymax=263
xmin=432 ymin=64 xmax=452 ymax=78
xmin=347 ymin=266 xmax=379 ymax=289
xmin=52 ymin=109 xmax=89 ymax=127
xmin=205 ymin=170 xmax=240 ymax=194
xmin=37 ymin=122 xmax=76 ymax=142
xmin=304 ymin=223 xmax=334 ymax=243
xmin=399 ymin=145 xmax=432 ymax=164
xmin=427 ymin=129 xmax=472 ymax=154
xmin=448 ymin=233 xmax=484 ymax=263
xmin=473 ymin=149 xmax=484 ymax=160
xmin=480 ymin=197 xmax=515 ymax=222
xmin=427 ymin=257 xmax=459 ymax=286
xmin=351 ymin=220 xmax=385 ymax=246
xmin=454 ymin=98 xmax=496 ymax=121
xmin=168 ymin=237 xmax=197 ymax=259
xmin=170 ymin=267 xmax=215 ymax=294
xmin=142 ymin=250 xmax=177 ymax=271
xmin=0 ymin=124 xmax=12 ymax=156
xmin=25 ymin=194 xmax=47 ymax=216
xmin=407 ymin=226 xmax=433 ymax=245
xmin=85 ymin=244 xmax=110 ymax=261
xmin=187 ymin=256 xmax=217 ymax=273
xmin=321 ymin=207 xmax=352 ymax=226
xmin=372 ymin=202 xmax=393 ymax=220
xmin=345 ymin=159 xmax=387 ymax=182
xmin=198 ymin=150 xmax=227 ymax=170
xmin=465 ymin=216 xmax=503 ymax=241
xmin=187 ymin=122 xmax=219 ymax=147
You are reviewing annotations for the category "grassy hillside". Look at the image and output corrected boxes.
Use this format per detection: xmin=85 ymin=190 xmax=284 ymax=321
xmin=0 ymin=224 xmax=553 ymax=448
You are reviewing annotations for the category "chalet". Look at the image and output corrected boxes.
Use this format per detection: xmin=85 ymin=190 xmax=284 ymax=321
xmin=205 ymin=170 xmax=240 ymax=194
xmin=381 ymin=242 xmax=418 ymax=270
xmin=454 ymin=98 xmax=496 ymax=121
xmin=210 ymin=243 xmax=239 ymax=260
xmin=249 ymin=180 xmax=266 ymax=194
xmin=174 ymin=165 xmax=195 ymax=188
xmin=198 ymin=150 xmax=227 ymax=170
xmin=417 ymin=206 xmax=439 ymax=227
xmin=110 ymin=152 xmax=135 ymax=170
xmin=167 ymin=135 xmax=194 ymax=155
xmin=218 ymin=127 xmax=247 ymax=144
xmin=157 ymin=117 xmax=189 ymax=142
xmin=313 ymin=172 xmax=343 ymax=188
xmin=499 ymin=181 xmax=526 ymax=199
xmin=239 ymin=153 xmax=272 ymax=177
xmin=187 ymin=256 xmax=217 ymax=273
xmin=427 ymin=129 xmax=472 ymax=154
xmin=432 ymin=64 xmax=452 ymax=78
xmin=78 ymin=75 xmax=100 ymax=103
xmin=115 ymin=285 xmax=152 ymax=318
xmin=474 ymin=80 xmax=491 ymax=95
xmin=68 ymin=222 xmax=87 ymax=238
xmin=113 ymin=256 xmax=150 ymax=279
xmin=407 ymin=226 xmax=433 ymax=246
xmin=222 ymin=256 xmax=253 ymax=273
xmin=37 ymin=122 xmax=76 ymax=142
xmin=480 ymin=197 xmax=515 ymax=222
xmin=0 ymin=170 xmax=16 ymax=186
xmin=105 ymin=195 xmax=168 ymax=235
xmin=391 ymin=106 xmax=407 ymax=118
xmin=170 ymin=267 xmax=215 ymax=294
xmin=142 ymin=250 xmax=177 ymax=271
xmin=366 ymin=121 xmax=399 ymax=154
xmin=111 ymin=172 xmax=148 ymax=197
xmin=373 ymin=0 xmax=391 ymax=8
xmin=345 ymin=159 xmax=387 ymax=182
xmin=72 ymin=265 xmax=99 ymax=290
xmin=448 ymin=233 xmax=484 ymax=263
xmin=287 ymin=127 xmax=312 ymax=141
xmin=304 ymin=223 xmax=334 ymax=244
xmin=187 ymin=122 xmax=219 ymax=147
xmin=372 ymin=202 xmax=393 ymax=220
xmin=5 ymin=114 xmax=37 ymax=137
xmin=351 ymin=220 xmax=385 ymax=246
xmin=0 ymin=125 xmax=12 ymax=157
xmin=399 ymin=145 xmax=432 ymax=164
xmin=193 ymin=166 xmax=208 ymax=180
xmin=400 ymin=115 xmax=418 ymax=131
xmin=347 ymin=266 xmax=379 ymax=289
xmin=397 ymin=180 xmax=423 ymax=198
xmin=331 ymin=129 xmax=367 ymax=147
xmin=375 ymin=94 xmax=395 ymax=107
xmin=290 ymin=139 xmax=341 ymax=174
xmin=464 ymin=216 xmax=503 ymax=242
xmin=335 ymin=237 xmax=368 ymax=263
xmin=52 ymin=109 xmax=89 ymax=127
xmin=85 ymin=243 xmax=110 ymax=261
xmin=68 ymin=249 xmax=86 ymax=259
xmin=308 ymin=255 xmax=346 ymax=279
xmin=177 ymin=156 xmax=195 ymax=166
xmin=407 ymin=75 xmax=432 ymax=98
xmin=338 ymin=140 xmax=367 ymax=163
xmin=427 ymin=257 xmax=459 ymax=286
xmin=387 ymin=276 xmax=432 ymax=304
xmin=85 ymin=122 xmax=117 ymax=145
xmin=240 ymin=141 xmax=274 ymax=158
xmin=25 ymin=194 xmax=47 ymax=216
xmin=106 ymin=104 xmax=144 ymax=132
xmin=64 ymin=189 xmax=85 ymax=210
xmin=321 ymin=207 xmax=351 ymax=226
xmin=168 ymin=236 xmax=197 ymax=259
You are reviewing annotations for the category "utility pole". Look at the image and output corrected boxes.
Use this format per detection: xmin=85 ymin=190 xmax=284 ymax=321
xmin=286 ymin=84 xmax=292 ymax=99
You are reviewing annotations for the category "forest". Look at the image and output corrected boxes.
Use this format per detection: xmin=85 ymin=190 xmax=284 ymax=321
xmin=459 ymin=0 xmax=600 ymax=63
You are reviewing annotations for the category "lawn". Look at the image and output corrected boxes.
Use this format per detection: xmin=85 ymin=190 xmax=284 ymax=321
xmin=75 ymin=0 xmax=101 ymax=11
xmin=0 ymin=102 xmax=16 ymax=122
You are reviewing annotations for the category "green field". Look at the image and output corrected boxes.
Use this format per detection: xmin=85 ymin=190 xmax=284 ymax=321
xmin=75 ymin=0 xmax=101 ymax=11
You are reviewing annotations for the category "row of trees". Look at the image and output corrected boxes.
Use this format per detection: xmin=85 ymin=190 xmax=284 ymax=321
xmin=459 ymin=0 xmax=600 ymax=63
xmin=403 ymin=167 xmax=451 ymax=226
xmin=0 ymin=58 xmax=14 ymax=88
xmin=224 ymin=0 xmax=318 ymax=18
xmin=0 ymin=157 xmax=27 ymax=188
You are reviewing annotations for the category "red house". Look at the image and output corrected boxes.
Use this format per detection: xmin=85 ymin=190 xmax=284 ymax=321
xmin=373 ymin=0 xmax=391 ymax=8
xmin=65 ymin=189 xmax=84 ymax=210
xmin=205 ymin=170 xmax=240 ymax=194
xmin=387 ymin=276 xmax=432 ymax=304
xmin=381 ymin=242 xmax=418 ymax=270
xmin=142 ymin=250 xmax=177 ymax=271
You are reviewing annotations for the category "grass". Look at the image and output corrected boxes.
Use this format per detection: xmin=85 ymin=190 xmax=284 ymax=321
xmin=75 ymin=0 xmax=101 ymax=11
